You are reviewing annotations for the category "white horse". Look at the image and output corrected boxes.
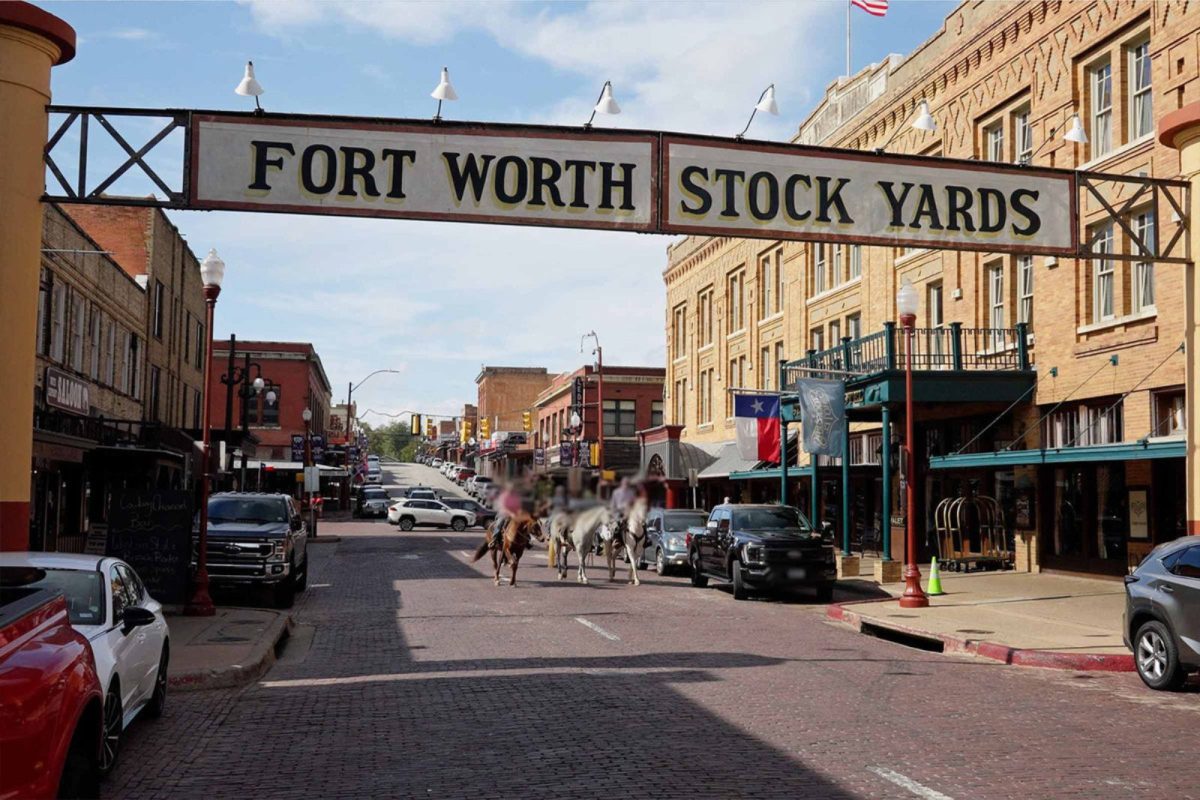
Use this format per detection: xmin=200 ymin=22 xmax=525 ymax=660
xmin=603 ymin=498 xmax=650 ymax=585
xmin=552 ymin=505 xmax=610 ymax=584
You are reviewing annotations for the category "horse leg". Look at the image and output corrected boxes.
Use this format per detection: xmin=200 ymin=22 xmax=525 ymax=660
xmin=510 ymin=552 xmax=519 ymax=587
xmin=605 ymin=539 xmax=616 ymax=582
xmin=491 ymin=547 xmax=501 ymax=586
xmin=628 ymin=539 xmax=640 ymax=586
xmin=577 ymin=543 xmax=588 ymax=584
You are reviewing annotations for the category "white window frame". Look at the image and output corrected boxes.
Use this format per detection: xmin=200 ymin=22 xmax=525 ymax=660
xmin=1129 ymin=39 xmax=1152 ymax=140
xmin=759 ymin=255 xmax=773 ymax=320
xmin=70 ymin=294 xmax=85 ymax=370
xmin=89 ymin=308 xmax=102 ymax=380
xmin=760 ymin=347 xmax=772 ymax=391
xmin=728 ymin=270 xmax=744 ymax=332
xmin=1017 ymin=256 xmax=1034 ymax=327
xmin=986 ymin=123 xmax=1005 ymax=162
xmin=988 ymin=263 xmax=1006 ymax=334
xmin=814 ymin=246 xmax=826 ymax=294
xmin=828 ymin=319 xmax=841 ymax=345
xmin=848 ymin=245 xmax=862 ymax=279
xmin=846 ymin=313 xmax=862 ymax=340
xmin=1133 ymin=211 xmax=1156 ymax=313
xmin=1093 ymin=224 xmax=1115 ymax=322
xmin=50 ymin=283 xmax=66 ymax=363
xmin=811 ymin=328 xmax=825 ymax=352
xmin=833 ymin=245 xmax=844 ymax=287
xmin=1014 ymin=109 xmax=1032 ymax=164
xmin=773 ymin=249 xmax=784 ymax=313
xmin=1091 ymin=60 xmax=1113 ymax=157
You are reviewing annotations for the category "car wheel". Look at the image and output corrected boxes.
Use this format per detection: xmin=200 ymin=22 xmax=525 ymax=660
xmin=451 ymin=517 xmax=467 ymax=532
xmin=689 ymin=552 xmax=708 ymax=588
xmin=57 ymin=716 xmax=100 ymax=799
xmin=295 ymin=555 xmax=308 ymax=592
xmin=655 ymin=548 xmax=668 ymax=576
xmin=731 ymin=561 xmax=749 ymax=600
xmin=1135 ymin=620 xmax=1186 ymax=691
xmin=815 ymin=585 xmax=834 ymax=603
xmin=98 ymin=684 xmax=122 ymax=777
xmin=399 ymin=517 xmax=415 ymax=531
xmin=146 ymin=643 xmax=169 ymax=719
xmin=273 ymin=571 xmax=296 ymax=609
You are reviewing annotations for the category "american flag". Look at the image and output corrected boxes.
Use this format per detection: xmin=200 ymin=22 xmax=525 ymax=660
xmin=851 ymin=0 xmax=888 ymax=17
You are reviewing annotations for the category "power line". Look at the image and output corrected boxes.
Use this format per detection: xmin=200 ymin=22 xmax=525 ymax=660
xmin=1003 ymin=354 xmax=1117 ymax=451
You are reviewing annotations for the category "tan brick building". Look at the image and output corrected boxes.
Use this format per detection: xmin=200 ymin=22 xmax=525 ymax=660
xmin=658 ymin=0 xmax=1197 ymax=577
xmin=475 ymin=367 xmax=551 ymax=479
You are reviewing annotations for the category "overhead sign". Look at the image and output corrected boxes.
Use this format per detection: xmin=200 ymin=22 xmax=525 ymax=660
xmin=662 ymin=136 xmax=1076 ymax=255
xmin=190 ymin=115 xmax=658 ymax=232
xmin=185 ymin=114 xmax=1079 ymax=256
xmin=44 ymin=366 xmax=90 ymax=415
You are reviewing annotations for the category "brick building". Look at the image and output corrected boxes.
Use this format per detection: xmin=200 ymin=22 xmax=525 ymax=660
xmin=657 ymin=0 xmax=1196 ymax=577
xmin=474 ymin=367 xmax=551 ymax=479
xmin=536 ymin=364 xmax=664 ymax=479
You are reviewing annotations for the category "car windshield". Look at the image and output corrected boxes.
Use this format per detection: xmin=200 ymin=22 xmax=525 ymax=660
xmin=208 ymin=497 xmax=288 ymax=523
xmin=363 ymin=489 xmax=388 ymax=498
xmin=663 ymin=512 xmax=708 ymax=531
xmin=1 ymin=566 xmax=105 ymax=626
xmin=732 ymin=506 xmax=810 ymax=531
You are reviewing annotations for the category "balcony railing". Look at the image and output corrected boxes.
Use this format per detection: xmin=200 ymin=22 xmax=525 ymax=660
xmin=34 ymin=408 xmax=194 ymax=453
xmin=784 ymin=322 xmax=1031 ymax=388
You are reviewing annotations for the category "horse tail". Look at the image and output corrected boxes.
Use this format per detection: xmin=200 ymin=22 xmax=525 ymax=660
xmin=470 ymin=539 xmax=490 ymax=563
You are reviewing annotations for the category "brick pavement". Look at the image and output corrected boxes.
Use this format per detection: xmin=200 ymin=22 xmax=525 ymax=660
xmin=106 ymin=465 xmax=1198 ymax=800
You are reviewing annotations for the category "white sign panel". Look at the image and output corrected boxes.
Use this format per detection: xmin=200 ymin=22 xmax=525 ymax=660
xmin=662 ymin=136 xmax=1076 ymax=255
xmin=190 ymin=116 xmax=658 ymax=232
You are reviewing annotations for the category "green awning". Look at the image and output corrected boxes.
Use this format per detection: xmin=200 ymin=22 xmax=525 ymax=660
xmin=928 ymin=438 xmax=1185 ymax=470
xmin=729 ymin=464 xmax=816 ymax=480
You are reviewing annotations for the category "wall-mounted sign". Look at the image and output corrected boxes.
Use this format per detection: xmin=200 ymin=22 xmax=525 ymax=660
xmin=44 ymin=366 xmax=90 ymax=415
xmin=660 ymin=135 xmax=1076 ymax=255
xmin=191 ymin=116 xmax=658 ymax=233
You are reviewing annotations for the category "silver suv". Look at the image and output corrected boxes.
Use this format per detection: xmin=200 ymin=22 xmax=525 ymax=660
xmin=1123 ymin=537 xmax=1200 ymax=690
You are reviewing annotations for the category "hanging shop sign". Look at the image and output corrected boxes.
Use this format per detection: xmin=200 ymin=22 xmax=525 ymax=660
xmin=185 ymin=114 xmax=1078 ymax=256
xmin=190 ymin=115 xmax=658 ymax=232
xmin=44 ymin=366 xmax=91 ymax=415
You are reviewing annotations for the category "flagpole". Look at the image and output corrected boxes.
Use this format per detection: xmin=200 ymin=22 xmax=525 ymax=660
xmin=846 ymin=0 xmax=851 ymax=77
xmin=778 ymin=360 xmax=788 ymax=505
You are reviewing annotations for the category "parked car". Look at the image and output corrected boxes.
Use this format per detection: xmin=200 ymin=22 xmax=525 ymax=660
xmin=442 ymin=497 xmax=496 ymax=529
xmin=1124 ymin=536 xmax=1200 ymax=691
xmin=0 ymin=572 xmax=103 ymax=799
xmin=198 ymin=493 xmax=309 ymax=608
xmin=643 ymin=508 xmax=710 ymax=575
xmin=354 ymin=486 xmax=392 ymax=518
xmin=407 ymin=488 xmax=438 ymax=502
xmin=431 ymin=458 xmax=443 ymax=468
xmin=469 ymin=476 xmax=493 ymax=499
xmin=387 ymin=499 xmax=475 ymax=531
xmin=366 ymin=465 xmax=383 ymax=484
xmin=0 ymin=554 xmax=170 ymax=780
xmin=687 ymin=503 xmax=836 ymax=601
xmin=456 ymin=468 xmax=476 ymax=485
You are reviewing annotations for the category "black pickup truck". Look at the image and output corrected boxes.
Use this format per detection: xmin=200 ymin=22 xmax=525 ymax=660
xmin=687 ymin=503 xmax=836 ymax=601
xmin=196 ymin=492 xmax=309 ymax=608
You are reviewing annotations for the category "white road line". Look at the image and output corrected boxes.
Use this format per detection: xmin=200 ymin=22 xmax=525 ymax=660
xmin=574 ymin=616 xmax=620 ymax=641
xmin=868 ymin=767 xmax=954 ymax=800
xmin=442 ymin=537 xmax=451 ymax=543
xmin=459 ymin=551 xmax=473 ymax=560
xmin=310 ymin=583 xmax=332 ymax=589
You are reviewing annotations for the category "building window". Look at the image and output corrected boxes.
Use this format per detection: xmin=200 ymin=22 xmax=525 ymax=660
xmin=774 ymin=341 xmax=784 ymax=384
xmin=848 ymin=245 xmax=862 ymax=280
xmin=104 ymin=321 xmax=116 ymax=387
xmin=195 ymin=322 xmax=205 ymax=369
xmin=773 ymin=249 xmax=784 ymax=313
xmin=813 ymin=246 xmax=827 ymax=294
xmin=846 ymin=313 xmax=861 ymax=341
xmin=50 ymin=283 xmax=66 ymax=363
xmin=89 ymin=309 xmax=102 ymax=380
xmin=672 ymin=304 xmax=687 ymax=359
xmin=985 ymin=123 xmax=1005 ymax=162
xmin=37 ymin=275 xmax=51 ymax=357
xmin=673 ymin=379 xmax=687 ymax=426
xmin=70 ymin=294 xmax=85 ymax=370
xmin=988 ymin=262 xmax=1006 ymax=334
xmin=1045 ymin=408 xmax=1078 ymax=448
xmin=149 ymin=366 xmax=162 ymax=422
xmin=1017 ymin=256 xmax=1034 ymax=327
xmin=810 ymin=327 xmax=825 ymax=352
xmin=698 ymin=288 xmax=713 ymax=347
xmin=727 ymin=270 xmax=745 ymax=332
xmin=604 ymin=399 xmax=637 ymax=436
xmin=1133 ymin=210 xmax=1156 ymax=313
xmin=153 ymin=280 xmax=165 ymax=340
xmin=193 ymin=388 xmax=203 ymax=430
xmin=1091 ymin=60 xmax=1113 ymax=158
xmin=183 ymin=312 xmax=191 ymax=363
xmin=758 ymin=254 xmax=773 ymax=320
xmin=726 ymin=357 xmax=746 ymax=416
xmin=1153 ymin=390 xmax=1186 ymax=436
xmin=760 ymin=347 xmax=772 ymax=391
xmin=1014 ymin=108 xmax=1032 ymax=164
xmin=1084 ymin=401 xmax=1122 ymax=446
xmin=833 ymin=245 xmax=844 ymax=286
xmin=128 ymin=334 xmax=140 ymax=398
xmin=829 ymin=320 xmax=842 ymax=348
xmin=1092 ymin=224 xmax=1115 ymax=321
xmin=697 ymin=373 xmax=713 ymax=424
xmin=651 ymin=400 xmax=663 ymax=428
xmin=262 ymin=386 xmax=280 ymax=426
xmin=1129 ymin=39 xmax=1152 ymax=140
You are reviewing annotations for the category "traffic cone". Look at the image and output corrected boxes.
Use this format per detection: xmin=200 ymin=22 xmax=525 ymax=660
xmin=927 ymin=556 xmax=945 ymax=596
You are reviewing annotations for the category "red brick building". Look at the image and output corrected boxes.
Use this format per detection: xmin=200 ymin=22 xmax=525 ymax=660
xmin=535 ymin=365 xmax=664 ymax=477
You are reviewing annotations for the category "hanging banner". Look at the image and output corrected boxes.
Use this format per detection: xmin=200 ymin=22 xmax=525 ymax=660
xmin=794 ymin=379 xmax=846 ymax=456
xmin=190 ymin=115 xmax=658 ymax=232
xmin=661 ymin=135 xmax=1076 ymax=255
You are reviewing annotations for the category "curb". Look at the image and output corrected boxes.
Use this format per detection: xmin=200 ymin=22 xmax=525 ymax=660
xmin=308 ymin=535 xmax=342 ymax=543
xmin=169 ymin=611 xmax=294 ymax=691
xmin=827 ymin=601 xmax=1135 ymax=673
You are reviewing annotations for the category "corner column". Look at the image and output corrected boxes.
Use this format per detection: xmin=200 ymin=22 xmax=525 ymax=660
xmin=0 ymin=4 xmax=75 ymax=549
xmin=1161 ymin=105 xmax=1200 ymax=536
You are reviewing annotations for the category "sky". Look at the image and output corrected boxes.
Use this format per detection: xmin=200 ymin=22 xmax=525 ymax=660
xmin=39 ymin=0 xmax=957 ymax=426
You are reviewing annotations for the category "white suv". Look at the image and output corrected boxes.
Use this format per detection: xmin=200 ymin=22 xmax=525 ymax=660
xmin=387 ymin=499 xmax=475 ymax=531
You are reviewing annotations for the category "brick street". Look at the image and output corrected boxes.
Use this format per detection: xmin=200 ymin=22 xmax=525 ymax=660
xmin=101 ymin=464 xmax=1198 ymax=800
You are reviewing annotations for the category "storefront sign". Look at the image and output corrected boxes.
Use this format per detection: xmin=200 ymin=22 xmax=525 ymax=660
xmin=290 ymin=434 xmax=305 ymax=462
xmin=191 ymin=116 xmax=658 ymax=232
xmin=44 ymin=366 xmax=90 ymax=415
xmin=534 ymin=448 xmax=545 ymax=466
xmin=105 ymin=490 xmax=193 ymax=604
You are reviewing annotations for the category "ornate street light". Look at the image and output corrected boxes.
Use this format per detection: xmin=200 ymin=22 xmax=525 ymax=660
xmin=738 ymin=84 xmax=779 ymax=139
xmin=188 ymin=249 xmax=224 ymax=617
xmin=584 ymin=81 xmax=621 ymax=128
xmin=896 ymin=277 xmax=929 ymax=609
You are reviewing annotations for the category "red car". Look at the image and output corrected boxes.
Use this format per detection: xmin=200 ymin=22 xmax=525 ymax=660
xmin=0 ymin=574 xmax=103 ymax=799
xmin=455 ymin=468 xmax=476 ymax=485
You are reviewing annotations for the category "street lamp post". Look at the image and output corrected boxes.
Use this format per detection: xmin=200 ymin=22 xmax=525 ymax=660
xmin=220 ymin=338 xmax=272 ymax=491
xmin=345 ymin=369 xmax=401 ymax=443
xmin=896 ymin=278 xmax=929 ymax=609
xmin=187 ymin=248 xmax=225 ymax=617
xmin=302 ymin=407 xmax=315 ymax=535
xmin=581 ymin=332 xmax=603 ymax=474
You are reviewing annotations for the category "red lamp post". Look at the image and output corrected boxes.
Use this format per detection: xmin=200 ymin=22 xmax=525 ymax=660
xmin=896 ymin=277 xmax=929 ymax=609
xmin=187 ymin=248 xmax=225 ymax=617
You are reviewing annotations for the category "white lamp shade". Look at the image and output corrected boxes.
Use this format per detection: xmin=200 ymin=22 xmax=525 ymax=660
xmin=1064 ymin=113 xmax=1088 ymax=144
xmin=302 ymin=408 xmax=312 ymax=422
xmin=252 ymin=376 xmax=265 ymax=392
xmin=594 ymin=82 xmax=620 ymax=116
xmin=235 ymin=61 xmax=264 ymax=97
xmin=570 ymin=412 xmax=582 ymax=427
xmin=199 ymin=248 xmax=225 ymax=288
xmin=431 ymin=67 xmax=458 ymax=101
xmin=265 ymin=389 xmax=277 ymax=405
xmin=896 ymin=277 xmax=919 ymax=317
xmin=755 ymin=84 xmax=779 ymax=116
xmin=912 ymin=100 xmax=937 ymax=132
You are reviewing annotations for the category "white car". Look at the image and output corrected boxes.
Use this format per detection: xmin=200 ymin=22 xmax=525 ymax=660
xmin=431 ymin=458 xmax=443 ymax=468
xmin=0 ymin=552 xmax=170 ymax=777
xmin=387 ymin=499 xmax=475 ymax=531
xmin=469 ymin=477 xmax=493 ymax=499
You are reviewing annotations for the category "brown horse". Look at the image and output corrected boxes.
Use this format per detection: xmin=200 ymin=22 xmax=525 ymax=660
xmin=470 ymin=514 xmax=545 ymax=587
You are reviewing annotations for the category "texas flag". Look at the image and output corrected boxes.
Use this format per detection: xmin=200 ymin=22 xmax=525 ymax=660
xmin=735 ymin=394 xmax=781 ymax=462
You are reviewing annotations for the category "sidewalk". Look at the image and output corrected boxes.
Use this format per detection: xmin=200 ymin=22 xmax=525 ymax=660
xmin=830 ymin=564 xmax=1134 ymax=672
xmin=167 ymin=607 xmax=293 ymax=690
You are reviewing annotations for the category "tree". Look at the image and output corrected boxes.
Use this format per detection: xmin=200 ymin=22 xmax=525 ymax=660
xmin=361 ymin=420 xmax=413 ymax=460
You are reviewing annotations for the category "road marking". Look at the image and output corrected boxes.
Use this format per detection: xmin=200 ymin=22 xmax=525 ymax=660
xmin=310 ymin=583 xmax=332 ymax=589
xmin=868 ymin=767 xmax=954 ymax=800
xmin=574 ymin=616 xmax=619 ymax=641
xmin=442 ymin=537 xmax=451 ymax=543
xmin=459 ymin=551 xmax=473 ymax=559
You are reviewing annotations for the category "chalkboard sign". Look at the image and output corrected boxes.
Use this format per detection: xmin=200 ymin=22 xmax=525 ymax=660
xmin=105 ymin=490 xmax=193 ymax=604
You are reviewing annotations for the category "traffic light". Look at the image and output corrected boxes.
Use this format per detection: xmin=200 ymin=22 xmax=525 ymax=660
xmin=426 ymin=420 xmax=436 ymax=438
xmin=411 ymin=413 xmax=421 ymax=435
xmin=522 ymin=411 xmax=532 ymax=432
xmin=461 ymin=418 xmax=472 ymax=444
xmin=479 ymin=417 xmax=490 ymax=438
